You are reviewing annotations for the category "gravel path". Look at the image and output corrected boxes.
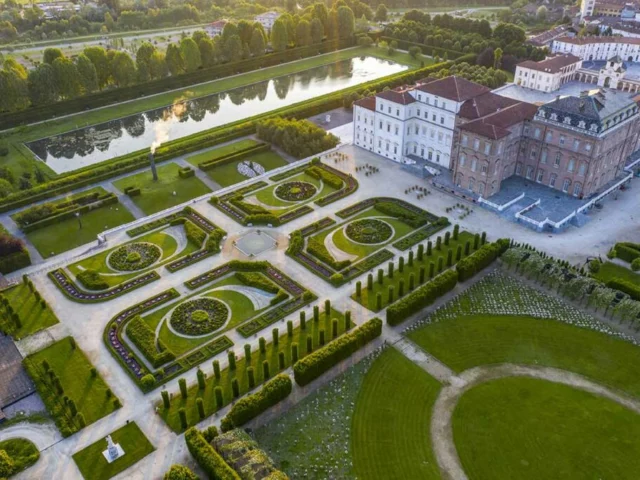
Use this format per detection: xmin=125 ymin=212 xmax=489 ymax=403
xmin=324 ymin=228 xmax=358 ymax=263
xmin=430 ymin=364 xmax=640 ymax=480
xmin=0 ymin=422 xmax=62 ymax=451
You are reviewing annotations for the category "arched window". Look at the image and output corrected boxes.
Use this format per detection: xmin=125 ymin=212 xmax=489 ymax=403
xmin=471 ymin=158 xmax=478 ymax=172
xmin=573 ymin=182 xmax=582 ymax=197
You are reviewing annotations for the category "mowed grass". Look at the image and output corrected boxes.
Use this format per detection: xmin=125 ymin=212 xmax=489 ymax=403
xmin=408 ymin=315 xmax=640 ymax=398
xmin=0 ymin=438 xmax=39 ymax=475
xmin=593 ymin=261 xmax=640 ymax=285
xmin=26 ymin=337 xmax=120 ymax=428
xmin=160 ymin=307 xmax=351 ymax=432
xmin=206 ymin=151 xmax=288 ymax=187
xmin=453 ymin=377 xmax=640 ymax=479
xmin=351 ymin=348 xmax=441 ymax=480
xmin=25 ymin=203 xmax=135 ymax=258
xmin=252 ymin=171 xmax=334 ymax=211
xmin=186 ymin=139 xmax=260 ymax=167
xmin=72 ymin=422 xmax=154 ymax=480
xmin=112 ymin=163 xmax=211 ymax=215
xmin=0 ymin=283 xmax=59 ymax=339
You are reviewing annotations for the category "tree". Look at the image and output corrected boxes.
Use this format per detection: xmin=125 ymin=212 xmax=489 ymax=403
xmin=337 ymin=6 xmax=355 ymax=39
xmin=408 ymin=46 xmax=421 ymax=59
xmin=250 ymin=27 xmax=266 ymax=57
xmin=136 ymin=41 xmax=156 ymax=82
xmin=110 ymin=51 xmax=136 ymax=87
xmin=477 ymin=47 xmax=495 ymax=68
xmin=180 ymin=37 xmax=201 ymax=73
xmin=271 ymin=18 xmax=288 ymax=52
xmin=295 ymin=19 xmax=312 ymax=47
xmin=493 ymin=47 xmax=503 ymax=70
xmin=493 ymin=23 xmax=526 ymax=45
xmin=76 ymin=54 xmax=98 ymax=94
xmin=83 ymin=46 xmax=110 ymax=89
xmin=286 ymin=0 xmax=296 ymax=13
xmin=0 ymin=59 xmax=28 ymax=112
xmin=311 ymin=18 xmax=324 ymax=44
xmin=197 ymin=37 xmax=215 ymax=67
xmin=149 ymin=51 xmax=168 ymax=79
xmin=221 ymin=22 xmax=239 ymax=44
xmin=165 ymin=43 xmax=184 ymax=76
xmin=375 ymin=4 xmax=388 ymax=22
xmin=53 ymin=57 xmax=81 ymax=99
xmin=0 ymin=449 xmax=15 ymax=478
xmin=28 ymin=63 xmax=57 ymax=105
xmin=536 ymin=5 xmax=548 ymax=22
xmin=43 ymin=47 xmax=63 ymax=65
xmin=163 ymin=464 xmax=198 ymax=480
xmin=224 ymin=35 xmax=242 ymax=63
xmin=312 ymin=2 xmax=329 ymax=29
xmin=237 ymin=20 xmax=254 ymax=45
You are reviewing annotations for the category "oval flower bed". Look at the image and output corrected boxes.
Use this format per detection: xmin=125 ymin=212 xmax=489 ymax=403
xmin=169 ymin=297 xmax=229 ymax=335
xmin=108 ymin=242 xmax=162 ymax=271
xmin=345 ymin=219 xmax=393 ymax=244
xmin=275 ymin=181 xmax=317 ymax=202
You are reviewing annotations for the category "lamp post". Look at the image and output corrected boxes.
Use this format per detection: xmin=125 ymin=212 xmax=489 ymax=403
xmin=75 ymin=212 xmax=82 ymax=229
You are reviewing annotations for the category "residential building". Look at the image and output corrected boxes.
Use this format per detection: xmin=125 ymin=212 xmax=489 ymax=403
xmin=552 ymin=35 xmax=640 ymax=61
xmin=206 ymin=20 xmax=228 ymax=37
xmin=255 ymin=12 xmax=281 ymax=30
xmin=515 ymin=54 xmax=583 ymax=92
xmin=526 ymin=25 xmax=576 ymax=48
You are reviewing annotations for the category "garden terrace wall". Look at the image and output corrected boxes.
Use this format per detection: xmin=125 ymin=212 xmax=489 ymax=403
xmin=49 ymin=268 xmax=159 ymax=303
xmin=2 ymin=39 xmax=355 ymax=130
xmin=0 ymin=60 xmax=452 ymax=213
xmin=293 ymin=318 xmax=383 ymax=386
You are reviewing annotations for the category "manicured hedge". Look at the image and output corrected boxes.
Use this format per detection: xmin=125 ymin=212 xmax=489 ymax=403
xmin=184 ymin=219 xmax=206 ymax=248
xmin=293 ymin=318 xmax=383 ymax=386
xmin=127 ymin=316 xmax=175 ymax=368
xmin=0 ymin=249 xmax=31 ymax=274
xmin=235 ymin=272 xmax=279 ymax=294
xmin=305 ymin=165 xmax=343 ymax=189
xmin=456 ymin=239 xmax=509 ymax=281
xmin=607 ymin=278 xmax=640 ymax=301
xmin=198 ymin=143 xmax=270 ymax=171
xmin=184 ymin=427 xmax=240 ymax=480
xmin=614 ymin=242 xmax=640 ymax=263
xmin=380 ymin=36 xmax=465 ymax=60
xmin=221 ymin=374 xmax=292 ymax=431
xmin=386 ymin=269 xmax=458 ymax=326
xmin=76 ymin=269 xmax=109 ymax=291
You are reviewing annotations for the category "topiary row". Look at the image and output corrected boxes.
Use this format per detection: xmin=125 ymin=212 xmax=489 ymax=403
xmin=456 ymin=239 xmax=510 ymax=282
xmin=76 ymin=269 xmax=109 ymax=291
xmin=293 ymin=318 xmax=383 ymax=386
xmin=184 ymin=427 xmax=240 ymax=480
xmin=235 ymin=272 xmax=280 ymax=294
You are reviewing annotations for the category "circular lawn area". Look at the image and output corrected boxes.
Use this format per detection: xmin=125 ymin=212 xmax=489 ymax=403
xmin=169 ymin=297 xmax=229 ymax=336
xmin=108 ymin=242 xmax=162 ymax=271
xmin=274 ymin=181 xmax=317 ymax=202
xmin=345 ymin=219 xmax=393 ymax=244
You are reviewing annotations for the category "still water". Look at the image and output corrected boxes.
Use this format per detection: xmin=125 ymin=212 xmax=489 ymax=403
xmin=27 ymin=56 xmax=407 ymax=173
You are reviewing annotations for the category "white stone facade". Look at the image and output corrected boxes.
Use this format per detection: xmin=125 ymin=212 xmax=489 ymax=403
xmin=552 ymin=36 xmax=640 ymax=62
xmin=254 ymin=12 xmax=280 ymax=30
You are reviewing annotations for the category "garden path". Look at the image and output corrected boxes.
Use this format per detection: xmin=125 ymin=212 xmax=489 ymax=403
xmin=101 ymin=182 xmax=146 ymax=220
xmin=0 ymin=421 xmax=62 ymax=451
xmin=430 ymin=363 xmax=640 ymax=480
xmin=324 ymin=228 xmax=358 ymax=263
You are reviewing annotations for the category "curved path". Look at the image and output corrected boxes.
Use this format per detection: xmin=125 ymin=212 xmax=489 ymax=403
xmin=431 ymin=364 xmax=640 ymax=480
xmin=0 ymin=422 xmax=62 ymax=452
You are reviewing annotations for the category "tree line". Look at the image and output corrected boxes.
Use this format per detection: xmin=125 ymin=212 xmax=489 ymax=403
xmin=0 ymin=2 xmax=358 ymax=113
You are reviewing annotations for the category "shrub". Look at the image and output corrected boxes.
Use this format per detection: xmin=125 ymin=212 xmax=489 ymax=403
xmin=184 ymin=219 xmax=206 ymax=248
xmin=386 ymin=269 xmax=459 ymax=326
xmin=184 ymin=427 xmax=240 ymax=480
xmin=456 ymin=240 xmax=508 ymax=281
xmin=141 ymin=374 xmax=155 ymax=389
xmin=235 ymin=272 xmax=279 ymax=293
xmin=305 ymin=165 xmax=344 ymax=189
xmin=256 ymin=117 xmax=339 ymax=158
xmin=607 ymin=278 xmax=640 ymax=301
xmin=632 ymin=258 xmax=640 ymax=272
xmin=127 ymin=316 xmax=176 ymax=368
xmin=293 ymin=318 xmax=383 ymax=386
xmin=615 ymin=242 xmax=640 ymax=263
xmin=76 ymin=269 xmax=109 ymax=291
xmin=164 ymin=464 xmax=199 ymax=480
xmin=222 ymin=374 xmax=292 ymax=430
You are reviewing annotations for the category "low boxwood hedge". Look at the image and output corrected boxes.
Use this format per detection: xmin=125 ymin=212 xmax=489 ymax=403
xmin=614 ymin=242 xmax=640 ymax=263
xmin=607 ymin=278 xmax=640 ymax=301
xmin=221 ymin=374 xmax=292 ymax=431
xmin=184 ymin=219 xmax=206 ymax=248
xmin=198 ymin=143 xmax=270 ymax=171
xmin=76 ymin=269 xmax=109 ymax=291
xmin=293 ymin=318 xmax=383 ymax=386
xmin=386 ymin=269 xmax=459 ymax=326
xmin=235 ymin=272 xmax=279 ymax=294
xmin=184 ymin=427 xmax=240 ymax=480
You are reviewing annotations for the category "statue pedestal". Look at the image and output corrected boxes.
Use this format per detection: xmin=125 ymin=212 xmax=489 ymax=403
xmin=102 ymin=444 xmax=125 ymax=464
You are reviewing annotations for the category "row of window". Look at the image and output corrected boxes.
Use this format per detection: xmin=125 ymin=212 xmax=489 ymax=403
xmin=461 ymin=135 xmax=501 ymax=155
xmin=519 ymin=164 xmax=583 ymax=196
xmin=525 ymin=125 xmax=594 ymax=151
xmin=529 ymin=149 xmax=589 ymax=175
xmin=458 ymin=154 xmax=489 ymax=174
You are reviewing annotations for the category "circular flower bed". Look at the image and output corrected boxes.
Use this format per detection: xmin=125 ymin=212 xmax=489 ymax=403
xmin=108 ymin=242 xmax=161 ymax=271
xmin=170 ymin=298 xmax=228 ymax=336
xmin=275 ymin=181 xmax=317 ymax=201
xmin=345 ymin=219 xmax=393 ymax=244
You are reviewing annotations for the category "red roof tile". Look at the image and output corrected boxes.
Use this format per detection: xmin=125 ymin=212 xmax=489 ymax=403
xmin=414 ymin=76 xmax=491 ymax=102
xmin=354 ymin=95 xmax=376 ymax=111
xmin=516 ymin=54 xmax=582 ymax=74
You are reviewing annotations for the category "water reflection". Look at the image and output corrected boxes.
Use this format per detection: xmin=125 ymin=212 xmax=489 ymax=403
xmin=27 ymin=57 xmax=407 ymax=173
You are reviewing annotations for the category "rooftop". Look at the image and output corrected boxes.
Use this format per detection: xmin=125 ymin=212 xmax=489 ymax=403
xmin=555 ymin=35 xmax=640 ymax=45
xmin=354 ymin=95 xmax=376 ymax=111
xmin=415 ymin=76 xmax=491 ymax=102
xmin=377 ymin=87 xmax=416 ymax=105
xmin=459 ymin=101 xmax=538 ymax=139
xmin=517 ymin=54 xmax=582 ymax=74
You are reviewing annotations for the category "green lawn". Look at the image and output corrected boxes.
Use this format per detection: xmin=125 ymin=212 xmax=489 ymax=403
xmin=24 ymin=203 xmax=135 ymax=258
xmin=593 ymin=261 xmax=640 ymax=285
xmin=0 ymin=283 xmax=59 ymax=339
xmin=0 ymin=438 xmax=40 ymax=476
xmin=207 ymin=151 xmax=289 ymax=187
xmin=72 ymin=422 xmax=154 ymax=480
xmin=355 ymin=231 xmax=474 ymax=311
xmin=160 ymin=307 xmax=351 ymax=432
xmin=251 ymin=171 xmax=335 ymax=212
xmin=453 ymin=377 xmax=640 ymax=479
xmin=112 ymin=163 xmax=211 ymax=215
xmin=351 ymin=348 xmax=441 ymax=480
xmin=409 ymin=314 xmax=640 ymax=399
xmin=186 ymin=139 xmax=259 ymax=167
xmin=25 ymin=337 xmax=120 ymax=436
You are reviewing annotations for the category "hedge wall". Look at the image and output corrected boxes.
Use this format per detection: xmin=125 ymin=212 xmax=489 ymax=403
xmin=293 ymin=318 xmax=383 ymax=386
xmin=2 ymin=38 xmax=354 ymax=130
xmin=614 ymin=242 xmax=640 ymax=263
xmin=198 ymin=143 xmax=270 ymax=171
xmin=386 ymin=269 xmax=458 ymax=326
xmin=184 ymin=427 xmax=240 ymax=480
xmin=0 ymin=249 xmax=31 ymax=274
xmin=607 ymin=278 xmax=640 ymax=301
xmin=127 ymin=316 xmax=175 ymax=368
xmin=380 ymin=36 xmax=465 ymax=60
xmin=221 ymin=374 xmax=292 ymax=431
xmin=456 ymin=239 xmax=509 ymax=281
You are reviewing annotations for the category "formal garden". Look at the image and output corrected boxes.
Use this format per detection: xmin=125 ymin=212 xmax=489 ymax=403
xmin=72 ymin=422 xmax=154 ymax=480
xmin=49 ymin=207 xmax=225 ymax=302
xmin=287 ymin=197 xmax=449 ymax=285
xmin=0 ymin=277 xmax=59 ymax=339
xmin=210 ymin=158 xmax=358 ymax=226
xmin=186 ymin=139 xmax=288 ymax=187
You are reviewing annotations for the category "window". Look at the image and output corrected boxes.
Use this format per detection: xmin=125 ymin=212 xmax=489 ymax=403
xmin=524 ymin=126 xmax=530 ymax=135
xmin=534 ymin=128 xmax=541 ymax=139
xmin=413 ymin=145 xmax=417 ymax=153
xmin=562 ymin=178 xmax=570 ymax=192
xmin=537 ymin=169 xmax=544 ymax=182
xmin=516 ymin=163 xmax=522 ymax=175
xmin=396 ymin=109 xmax=399 ymax=116
xmin=442 ymin=102 xmax=446 ymax=110
xmin=554 ymin=152 xmax=561 ymax=167
xmin=526 ymin=166 xmax=533 ymax=179
xmin=549 ymin=173 xmax=557 ymax=187
xmin=386 ymin=142 xmax=389 ymax=151
xmin=440 ymin=116 xmax=445 ymax=125
xmin=394 ymin=146 xmax=397 ymax=154
xmin=481 ymin=163 xmax=488 ymax=174
xmin=415 ymin=126 xmax=419 ymax=135
xmin=462 ymin=135 xmax=468 ymax=147
xmin=378 ymin=140 xmax=381 ymax=148
xmin=471 ymin=158 xmax=478 ymax=172
xmin=585 ymin=143 xmax=592 ymax=152
xmin=388 ymin=106 xmax=391 ymax=113
xmin=573 ymin=182 xmax=582 ymax=197
xmin=473 ymin=139 xmax=480 ymax=151
xmin=530 ymin=149 xmax=537 ymax=160
xmin=567 ymin=158 xmax=575 ymax=172
xmin=417 ymin=109 xmax=421 ymax=116
xmin=573 ymin=139 xmax=580 ymax=151
xmin=432 ymin=114 xmax=436 ymax=121
xmin=545 ymin=131 xmax=553 ymax=142
xmin=379 ymin=103 xmax=383 ymax=111
xmin=468 ymin=177 xmax=474 ymax=190
xmin=379 ymin=121 xmax=383 ymax=129
xmin=541 ymin=150 xmax=548 ymax=164
xmin=430 ymin=129 xmax=435 ymax=139
xmin=459 ymin=154 xmax=466 ymax=167
xmin=418 ymin=94 xmax=422 ymax=101
xmin=578 ymin=162 xmax=587 ymax=176
xmin=497 ymin=142 xmax=503 ymax=154
xmin=387 ymin=124 xmax=390 ymax=132
xmin=395 ymin=126 xmax=399 ymax=135
xmin=438 ymin=132 xmax=443 ymax=143
xmin=559 ymin=135 xmax=565 ymax=145
xmin=434 ymin=99 xmax=438 ymax=107
xmin=484 ymin=143 xmax=491 ymax=155
xmin=357 ymin=115 xmax=360 ymax=122
xmin=428 ymin=150 xmax=432 ymax=160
